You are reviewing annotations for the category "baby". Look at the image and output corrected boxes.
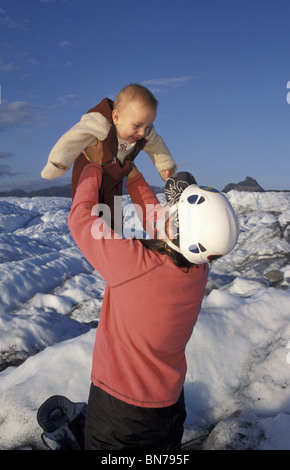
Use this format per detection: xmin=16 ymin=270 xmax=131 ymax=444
xmin=41 ymin=84 xmax=177 ymax=196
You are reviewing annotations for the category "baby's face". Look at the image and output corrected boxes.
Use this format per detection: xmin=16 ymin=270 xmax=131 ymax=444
xmin=112 ymin=100 xmax=156 ymax=143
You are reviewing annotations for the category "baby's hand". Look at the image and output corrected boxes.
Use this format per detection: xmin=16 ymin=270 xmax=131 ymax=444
xmin=160 ymin=167 xmax=176 ymax=180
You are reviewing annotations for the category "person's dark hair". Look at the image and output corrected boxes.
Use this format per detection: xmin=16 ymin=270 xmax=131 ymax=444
xmin=139 ymin=238 xmax=196 ymax=270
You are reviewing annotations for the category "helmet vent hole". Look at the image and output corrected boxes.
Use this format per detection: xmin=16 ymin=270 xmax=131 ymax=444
xmin=188 ymin=244 xmax=199 ymax=253
xmin=187 ymin=195 xmax=198 ymax=204
xmin=186 ymin=195 xmax=206 ymax=205
xmin=188 ymin=243 xmax=207 ymax=254
xmin=197 ymin=196 xmax=205 ymax=205
xmin=198 ymin=243 xmax=206 ymax=252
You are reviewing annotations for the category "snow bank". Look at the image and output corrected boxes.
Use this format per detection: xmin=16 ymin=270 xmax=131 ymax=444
xmin=0 ymin=190 xmax=290 ymax=450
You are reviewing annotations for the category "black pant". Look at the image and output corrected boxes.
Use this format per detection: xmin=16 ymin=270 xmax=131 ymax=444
xmin=84 ymin=384 xmax=186 ymax=451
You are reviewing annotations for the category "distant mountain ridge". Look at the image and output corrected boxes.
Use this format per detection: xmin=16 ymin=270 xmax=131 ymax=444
xmin=222 ymin=176 xmax=265 ymax=193
xmin=0 ymin=177 xmax=288 ymax=198
xmin=0 ymin=183 xmax=164 ymax=198
xmin=0 ymin=184 xmax=73 ymax=198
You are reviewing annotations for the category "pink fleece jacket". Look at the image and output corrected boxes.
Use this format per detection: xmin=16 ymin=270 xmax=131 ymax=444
xmin=68 ymin=164 xmax=209 ymax=408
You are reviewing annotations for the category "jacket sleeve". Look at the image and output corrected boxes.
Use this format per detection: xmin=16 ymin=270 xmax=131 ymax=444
xmin=125 ymin=173 xmax=167 ymax=239
xmin=68 ymin=165 xmax=164 ymax=286
xmin=143 ymin=126 xmax=177 ymax=179
xmin=41 ymin=113 xmax=111 ymax=180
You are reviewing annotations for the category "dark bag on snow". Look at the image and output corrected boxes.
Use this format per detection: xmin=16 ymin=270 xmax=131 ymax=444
xmin=37 ymin=395 xmax=87 ymax=450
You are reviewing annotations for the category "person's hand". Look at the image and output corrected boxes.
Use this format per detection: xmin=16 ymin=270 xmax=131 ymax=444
xmin=160 ymin=166 xmax=176 ymax=180
xmin=127 ymin=163 xmax=140 ymax=180
xmin=82 ymin=140 xmax=103 ymax=166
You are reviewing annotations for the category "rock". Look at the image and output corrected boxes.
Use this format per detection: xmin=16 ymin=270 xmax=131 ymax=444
xmin=223 ymin=176 xmax=264 ymax=193
xmin=264 ymin=270 xmax=283 ymax=284
xmin=202 ymin=413 xmax=264 ymax=450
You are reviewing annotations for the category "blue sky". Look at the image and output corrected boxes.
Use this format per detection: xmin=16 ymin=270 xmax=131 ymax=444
xmin=0 ymin=0 xmax=290 ymax=192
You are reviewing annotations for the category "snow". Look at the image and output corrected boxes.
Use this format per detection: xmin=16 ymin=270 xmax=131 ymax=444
xmin=0 ymin=190 xmax=290 ymax=450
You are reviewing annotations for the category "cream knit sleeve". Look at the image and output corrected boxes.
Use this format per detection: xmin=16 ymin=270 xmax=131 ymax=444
xmin=41 ymin=112 xmax=111 ymax=179
xmin=143 ymin=127 xmax=177 ymax=180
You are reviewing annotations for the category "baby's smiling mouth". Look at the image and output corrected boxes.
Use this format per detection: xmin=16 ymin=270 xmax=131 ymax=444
xmin=128 ymin=135 xmax=139 ymax=142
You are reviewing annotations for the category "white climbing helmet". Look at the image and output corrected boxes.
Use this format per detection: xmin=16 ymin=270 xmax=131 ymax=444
xmin=165 ymin=184 xmax=239 ymax=264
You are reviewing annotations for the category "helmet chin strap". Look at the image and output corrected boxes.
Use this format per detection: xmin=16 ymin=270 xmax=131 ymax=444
xmin=164 ymin=237 xmax=183 ymax=254
xmin=155 ymin=203 xmax=191 ymax=261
